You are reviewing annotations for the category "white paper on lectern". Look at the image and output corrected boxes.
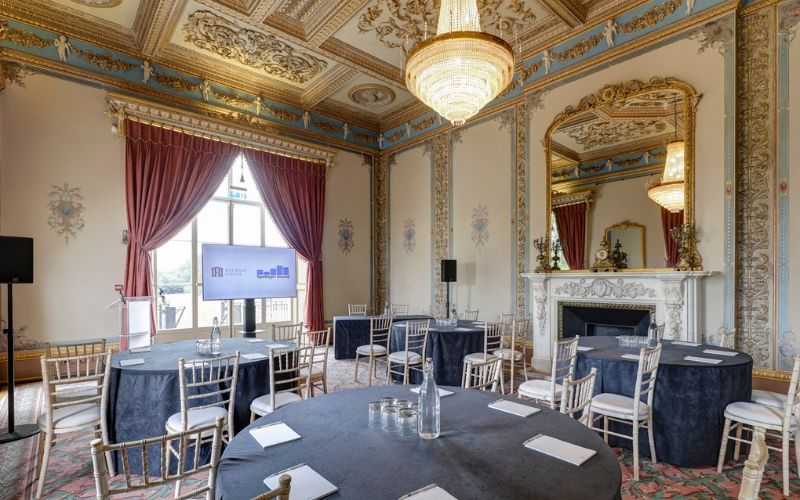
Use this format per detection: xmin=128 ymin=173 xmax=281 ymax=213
xmin=128 ymin=300 xmax=151 ymax=335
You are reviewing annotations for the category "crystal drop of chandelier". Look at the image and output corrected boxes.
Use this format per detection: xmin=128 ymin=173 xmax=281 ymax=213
xmin=647 ymin=140 xmax=686 ymax=212
xmin=404 ymin=0 xmax=515 ymax=126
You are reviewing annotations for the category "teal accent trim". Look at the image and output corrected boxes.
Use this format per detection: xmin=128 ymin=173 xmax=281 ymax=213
xmin=723 ymin=26 xmax=737 ymax=333
xmin=777 ymin=23 xmax=793 ymax=370
xmin=510 ymin=118 xmax=517 ymax=313
xmin=524 ymin=109 xmax=531 ymax=317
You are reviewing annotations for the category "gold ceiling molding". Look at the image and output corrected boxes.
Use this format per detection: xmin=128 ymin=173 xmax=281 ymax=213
xmin=70 ymin=0 xmax=123 ymax=7
xmin=302 ymin=65 xmax=358 ymax=106
xmin=106 ymin=92 xmax=337 ymax=163
xmin=563 ymin=118 xmax=668 ymax=150
xmin=182 ymin=10 xmax=328 ymax=84
xmin=348 ymin=83 xmax=396 ymax=107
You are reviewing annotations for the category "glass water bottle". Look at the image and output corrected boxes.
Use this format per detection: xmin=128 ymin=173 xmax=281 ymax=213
xmin=210 ymin=317 xmax=222 ymax=355
xmin=418 ymin=358 xmax=441 ymax=439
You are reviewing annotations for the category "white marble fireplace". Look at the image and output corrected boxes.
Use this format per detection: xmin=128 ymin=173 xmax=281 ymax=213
xmin=521 ymin=271 xmax=714 ymax=367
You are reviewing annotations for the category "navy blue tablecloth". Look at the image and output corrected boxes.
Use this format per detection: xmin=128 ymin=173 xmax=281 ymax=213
xmin=107 ymin=338 xmax=290 ymax=474
xmin=333 ymin=315 xmax=432 ymax=359
xmin=576 ymin=337 xmax=752 ymax=467
xmin=216 ymin=386 xmax=621 ymax=500
xmin=390 ymin=320 xmax=484 ymax=385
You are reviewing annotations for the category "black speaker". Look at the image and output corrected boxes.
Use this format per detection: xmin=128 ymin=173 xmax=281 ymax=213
xmin=0 ymin=237 xmax=33 ymax=284
xmin=441 ymin=259 xmax=457 ymax=283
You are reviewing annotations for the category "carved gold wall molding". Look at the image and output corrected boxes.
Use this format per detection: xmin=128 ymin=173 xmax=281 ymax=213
xmin=373 ymin=154 xmax=390 ymax=309
xmin=515 ymin=102 xmax=529 ymax=316
xmin=182 ymin=10 xmax=328 ymax=84
xmin=70 ymin=0 xmax=122 ymax=6
xmin=432 ymin=133 xmax=451 ymax=318
xmin=564 ymin=118 xmax=668 ymax=150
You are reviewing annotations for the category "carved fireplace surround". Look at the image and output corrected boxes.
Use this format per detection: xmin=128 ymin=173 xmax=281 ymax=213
xmin=521 ymin=271 xmax=715 ymax=367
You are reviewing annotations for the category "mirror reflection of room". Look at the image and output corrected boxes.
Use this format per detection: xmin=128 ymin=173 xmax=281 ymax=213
xmin=549 ymin=88 xmax=687 ymax=270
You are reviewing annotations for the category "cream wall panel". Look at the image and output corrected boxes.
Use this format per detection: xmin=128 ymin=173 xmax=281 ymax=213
xmin=452 ymin=120 xmax=513 ymax=320
xmin=322 ymin=151 xmax=372 ymax=319
xmin=787 ymin=36 xmax=800 ymax=353
xmin=529 ymin=37 xmax=726 ymax=341
xmin=0 ymin=75 xmax=126 ymax=345
xmin=389 ymin=146 xmax=432 ymax=314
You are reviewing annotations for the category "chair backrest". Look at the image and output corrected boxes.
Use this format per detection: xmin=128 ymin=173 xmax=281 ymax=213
xmin=738 ymin=427 xmax=768 ymax=500
xmin=559 ymin=367 xmax=597 ymax=425
xmin=633 ymin=344 xmax=662 ymax=419
xmin=400 ymin=320 xmax=429 ymax=355
xmin=369 ymin=316 xmax=393 ymax=349
xmin=500 ymin=312 xmax=516 ymax=325
xmin=464 ymin=309 xmax=479 ymax=321
xmin=90 ymin=417 xmax=225 ymax=500
xmin=253 ymin=475 xmax=292 ymax=500
xmin=272 ymin=323 xmax=303 ymax=342
xmin=268 ymin=345 xmax=313 ymax=407
xmin=178 ymin=353 xmax=240 ymax=435
xmin=656 ymin=323 xmax=666 ymax=340
xmin=548 ymin=336 xmax=580 ymax=409
xmin=46 ymin=339 xmax=107 ymax=358
xmin=348 ymin=304 xmax=368 ymax=316
xmin=781 ymin=355 xmax=800 ymax=430
xmin=41 ymin=351 xmax=112 ymax=429
xmin=717 ymin=327 xmax=736 ymax=349
xmin=300 ymin=328 xmax=330 ymax=375
xmin=483 ymin=322 xmax=504 ymax=355
xmin=463 ymin=358 xmax=502 ymax=391
xmin=511 ymin=317 xmax=530 ymax=349
xmin=391 ymin=304 xmax=409 ymax=316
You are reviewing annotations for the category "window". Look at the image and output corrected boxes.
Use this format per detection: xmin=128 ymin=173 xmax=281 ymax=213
xmin=154 ymin=154 xmax=306 ymax=335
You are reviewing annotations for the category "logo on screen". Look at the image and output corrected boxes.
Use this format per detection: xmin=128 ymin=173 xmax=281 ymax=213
xmin=210 ymin=266 xmax=224 ymax=278
xmin=257 ymin=265 xmax=290 ymax=280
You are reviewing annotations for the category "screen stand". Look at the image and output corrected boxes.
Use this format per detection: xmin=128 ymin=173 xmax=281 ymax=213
xmin=0 ymin=283 xmax=40 ymax=444
xmin=242 ymin=298 xmax=256 ymax=338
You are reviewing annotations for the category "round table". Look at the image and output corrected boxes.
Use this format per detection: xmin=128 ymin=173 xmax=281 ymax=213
xmin=390 ymin=320 xmax=484 ymax=386
xmin=108 ymin=337 xmax=289 ymax=474
xmin=333 ymin=315 xmax=432 ymax=360
xmin=576 ymin=337 xmax=752 ymax=467
xmin=216 ymin=386 xmax=622 ymax=500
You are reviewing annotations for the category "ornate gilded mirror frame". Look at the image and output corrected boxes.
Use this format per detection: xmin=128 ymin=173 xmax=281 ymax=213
xmin=544 ymin=77 xmax=702 ymax=270
xmin=605 ymin=221 xmax=647 ymax=268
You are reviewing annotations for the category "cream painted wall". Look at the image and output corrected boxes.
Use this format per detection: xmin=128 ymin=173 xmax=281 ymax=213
xmin=388 ymin=146 xmax=432 ymax=314
xmin=786 ymin=37 xmax=800 ymax=361
xmin=451 ymin=119 xmax=513 ymax=320
xmin=0 ymin=75 xmax=127 ymax=345
xmin=322 ymin=150 xmax=372 ymax=318
xmin=530 ymin=37 xmax=727 ymax=345
xmin=584 ymin=174 xmax=665 ymax=269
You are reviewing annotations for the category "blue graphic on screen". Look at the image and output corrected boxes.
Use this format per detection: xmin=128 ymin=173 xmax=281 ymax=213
xmin=202 ymin=244 xmax=297 ymax=300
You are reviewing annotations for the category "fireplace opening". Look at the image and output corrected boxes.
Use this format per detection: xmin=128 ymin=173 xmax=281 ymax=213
xmin=558 ymin=302 xmax=655 ymax=339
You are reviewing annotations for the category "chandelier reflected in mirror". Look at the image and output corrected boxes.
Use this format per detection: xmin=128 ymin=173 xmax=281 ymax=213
xmin=404 ymin=0 xmax=516 ymax=126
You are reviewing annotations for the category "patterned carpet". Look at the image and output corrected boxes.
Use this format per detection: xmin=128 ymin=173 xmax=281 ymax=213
xmin=0 ymin=348 xmax=796 ymax=499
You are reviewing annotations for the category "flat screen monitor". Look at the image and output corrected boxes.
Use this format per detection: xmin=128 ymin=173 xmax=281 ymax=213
xmin=0 ymin=236 xmax=33 ymax=284
xmin=201 ymin=244 xmax=297 ymax=301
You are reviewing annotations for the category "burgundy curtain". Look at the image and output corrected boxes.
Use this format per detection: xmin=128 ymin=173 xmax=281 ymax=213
xmin=244 ymin=149 xmax=326 ymax=333
xmin=661 ymin=208 xmax=684 ymax=267
xmin=124 ymin=120 xmax=240 ymax=346
xmin=553 ymin=202 xmax=587 ymax=269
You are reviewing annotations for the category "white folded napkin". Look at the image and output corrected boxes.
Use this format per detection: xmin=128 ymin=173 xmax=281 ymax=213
xmin=399 ymin=484 xmax=458 ymax=500
xmin=577 ymin=346 xmax=594 ymax=352
xmin=454 ymin=327 xmax=473 ymax=332
xmin=245 ymin=338 xmax=265 ymax=343
xmin=410 ymin=387 xmax=454 ymax=398
xmin=249 ymin=421 xmax=301 ymax=448
xmin=621 ymin=354 xmax=640 ymax=360
xmin=242 ymin=352 xmax=268 ymax=360
xmin=671 ymin=341 xmax=701 ymax=347
xmin=119 ymin=358 xmax=145 ymax=367
xmin=488 ymin=399 xmax=540 ymax=418
xmin=684 ymin=355 xmax=723 ymax=364
xmin=524 ymin=434 xmax=597 ymax=466
xmin=264 ymin=464 xmax=337 ymax=500
xmin=702 ymin=349 xmax=738 ymax=357
xmin=129 ymin=346 xmax=151 ymax=353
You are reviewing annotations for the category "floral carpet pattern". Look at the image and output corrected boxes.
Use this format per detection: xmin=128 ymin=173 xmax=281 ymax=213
xmin=0 ymin=349 xmax=796 ymax=499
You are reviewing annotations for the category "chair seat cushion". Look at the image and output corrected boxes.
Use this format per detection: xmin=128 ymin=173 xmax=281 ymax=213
xmin=54 ymin=382 xmax=99 ymax=401
xmin=492 ymin=348 xmax=523 ymax=361
xmin=591 ymin=393 xmax=650 ymax=420
xmin=250 ymin=392 xmax=303 ymax=416
xmin=517 ymin=379 xmax=562 ymax=400
xmin=38 ymin=402 xmax=100 ymax=430
xmin=463 ymin=352 xmax=499 ymax=363
xmin=166 ymin=406 xmax=228 ymax=432
xmin=356 ymin=344 xmax=387 ymax=356
xmin=725 ymin=401 xmax=797 ymax=429
xmin=388 ymin=351 xmax=422 ymax=364
xmin=751 ymin=389 xmax=787 ymax=410
xmin=300 ymin=366 xmax=324 ymax=380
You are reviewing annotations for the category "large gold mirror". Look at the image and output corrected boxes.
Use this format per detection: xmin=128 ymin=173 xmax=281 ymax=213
xmin=546 ymin=77 xmax=700 ymax=271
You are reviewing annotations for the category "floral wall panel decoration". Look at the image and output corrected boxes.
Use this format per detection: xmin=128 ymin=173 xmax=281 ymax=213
xmin=338 ymin=218 xmax=355 ymax=254
xmin=403 ymin=218 xmax=417 ymax=254
xmin=471 ymin=205 xmax=490 ymax=249
xmin=47 ymin=182 xmax=85 ymax=243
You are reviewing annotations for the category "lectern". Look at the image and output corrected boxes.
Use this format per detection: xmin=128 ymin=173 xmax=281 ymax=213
xmin=106 ymin=295 xmax=153 ymax=351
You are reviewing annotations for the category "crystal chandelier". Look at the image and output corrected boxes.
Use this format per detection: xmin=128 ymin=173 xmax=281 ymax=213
xmin=647 ymin=140 xmax=685 ymax=212
xmin=404 ymin=0 xmax=515 ymax=126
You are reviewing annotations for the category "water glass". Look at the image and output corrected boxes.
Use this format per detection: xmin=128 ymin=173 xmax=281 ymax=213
xmin=382 ymin=405 xmax=399 ymax=432
xmin=368 ymin=402 xmax=382 ymax=429
xmin=395 ymin=399 xmax=413 ymax=409
xmin=398 ymin=409 xmax=418 ymax=437
xmin=380 ymin=397 xmax=397 ymax=409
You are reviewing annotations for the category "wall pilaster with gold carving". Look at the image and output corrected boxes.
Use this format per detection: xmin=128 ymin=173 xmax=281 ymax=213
xmin=432 ymin=133 xmax=451 ymax=318
xmin=372 ymin=154 xmax=391 ymax=310
xmin=514 ymin=103 xmax=530 ymax=317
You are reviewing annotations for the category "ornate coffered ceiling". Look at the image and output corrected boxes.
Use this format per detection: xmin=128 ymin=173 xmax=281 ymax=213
xmin=0 ymin=0 xmax=663 ymax=133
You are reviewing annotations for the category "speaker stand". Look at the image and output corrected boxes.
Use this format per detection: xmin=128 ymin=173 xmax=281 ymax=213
xmin=444 ymin=282 xmax=450 ymax=319
xmin=0 ymin=283 xmax=39 ymax=443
